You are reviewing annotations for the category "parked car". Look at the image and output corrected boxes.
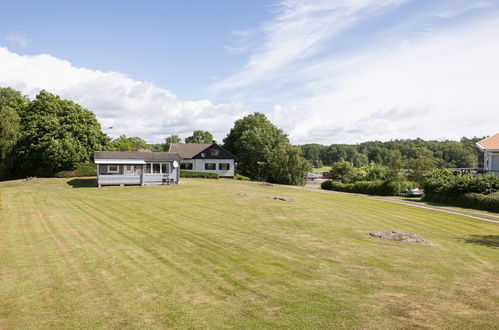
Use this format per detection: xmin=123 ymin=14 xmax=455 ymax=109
xmin=307 ymin=172 xmax=323 ymax=180
xmin=400 ymin=188 xmax=424 ymax=197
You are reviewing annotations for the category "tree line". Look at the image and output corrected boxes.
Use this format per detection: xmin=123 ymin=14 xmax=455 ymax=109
xmin=0 ymin=88 xmax=309 ymax=184
xmin=300 ymin=138 xmax=484 ymax=169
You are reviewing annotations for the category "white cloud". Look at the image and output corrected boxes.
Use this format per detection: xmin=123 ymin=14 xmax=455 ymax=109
xmin=0 ymin=47 xmax=246 ymax=143
xmin=212 ymin=0 xmax=406 ymax=92
xmin=433 ymin=1 xmax=494 ymax=18
xmin=267 ymin=16 xmax=499 ymax=143
xmin=5 ymin=33 xmax=31 ymax=47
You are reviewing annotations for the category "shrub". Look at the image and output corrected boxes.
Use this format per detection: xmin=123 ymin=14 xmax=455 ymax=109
xmin=422 ymin=170 xmax=499 ymax=195
xmin=235 ymin=174 xmax=250 ymax=181
xmin=321 ymin=179 xmax=416 ymax=196
xmin=54 ymin=163 xmax=96 ymax=178
xmin=424 ymin=192 xmax=499 ymax=213
xmin=180 ymin=170 xmax=219 ymax=179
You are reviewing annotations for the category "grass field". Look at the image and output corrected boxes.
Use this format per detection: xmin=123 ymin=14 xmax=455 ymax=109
xmin=1 ymin=178 xmax=498 ymax=329
xmin=312 ymin=166 xmax=330 ymax=174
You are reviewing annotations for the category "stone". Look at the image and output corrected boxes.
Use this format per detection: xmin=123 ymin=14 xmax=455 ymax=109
xmin=273 ymin=196 xmax=293 ymax=201
xmin=369 ymin=231 xmax=425 ymax=243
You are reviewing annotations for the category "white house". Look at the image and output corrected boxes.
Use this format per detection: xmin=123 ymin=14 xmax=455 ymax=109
xmin=476 ymin=133 xmax=499 ymax=174
xmin=169 ymin=143 xmax=237 ymax=178
xmin=94 ymin=151 xmax=181 ymax=186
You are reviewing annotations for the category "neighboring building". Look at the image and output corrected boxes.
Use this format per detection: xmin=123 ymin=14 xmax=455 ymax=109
xmin=94 ymin=151 xmax=182 ymax=187
xmin=169 ymin=143 xmax=237 ymax=178
xmin=476 ymin=133 xmax=499 ymax=174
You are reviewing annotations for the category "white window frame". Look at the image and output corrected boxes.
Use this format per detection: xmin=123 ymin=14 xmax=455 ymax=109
xmin=219 ymin=163 xmax=230 ymax=170
xmin=180 ymin=162 xmax=193 ymax=170
xmin=205 ymin=163 xmax=216 ymax=170
xmin=107 ymin=165 xmax=119 ymax=173
xmin=145 ymin=162 xmax=170 ymax=174
xmin=161 ymin=163 xmax=170 ymax=174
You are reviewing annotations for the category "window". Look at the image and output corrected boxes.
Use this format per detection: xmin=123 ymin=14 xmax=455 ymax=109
xmin=219 ymin=163 xmax=230 ymax=170
xmin=210 ymin=149 xmax=219 ymax=156
xmin=145 ymin=164 xmax=151 ymax=173
xmin=161 ymin=163 xmax=168 ymax=173
xmin=180 ymin=162 xmax=193 ymax=170
xmin=205 ymin=163 xmax=216 ymax=170
xmin=108 ymin=165 xmax=119 ymax=173
xmin=153 ymin=163 xmax=161 ymax=173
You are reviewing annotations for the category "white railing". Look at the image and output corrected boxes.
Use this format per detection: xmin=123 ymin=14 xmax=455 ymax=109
xmin=98 ymin=175 xmax=141 ymax=185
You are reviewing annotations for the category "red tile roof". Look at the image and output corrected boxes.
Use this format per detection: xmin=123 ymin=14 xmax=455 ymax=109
xmin=477 ymin=133 xmax=499 ymax=150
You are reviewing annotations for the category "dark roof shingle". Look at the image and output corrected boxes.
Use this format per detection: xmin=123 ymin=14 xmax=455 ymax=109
xmin=94 ymin=151 xmax=181 ymax=161
xmin=169 ymin=143 xmax=213 ymax=158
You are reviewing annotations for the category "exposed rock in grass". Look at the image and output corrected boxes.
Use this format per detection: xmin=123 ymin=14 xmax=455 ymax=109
xmin=261 ymin=182 xmax=274 ymax=187
xmin=369 ymin=231 xmax=424 ymax=243
xmin=273 ymin=196 xmax=293 ymax=201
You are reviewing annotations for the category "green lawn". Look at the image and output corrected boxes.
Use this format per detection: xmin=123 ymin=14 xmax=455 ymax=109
xmin=1 ymin=178 xmax=498 ymax=329
xmin=312 ymin=166 xmax=330 ymax=174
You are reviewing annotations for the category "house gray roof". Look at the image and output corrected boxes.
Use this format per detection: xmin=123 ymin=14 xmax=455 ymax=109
xmin=169 ymin=143 xmax=213 ymax=158
xmin=94 ymin=151 xmax=182 ymax=161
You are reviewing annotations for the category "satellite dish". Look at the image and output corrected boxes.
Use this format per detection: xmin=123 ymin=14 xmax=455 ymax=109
xmin=201 ymin=152 xmax=206 ymax=158
xmin=173 ymin=161 xmax=179 ymax=168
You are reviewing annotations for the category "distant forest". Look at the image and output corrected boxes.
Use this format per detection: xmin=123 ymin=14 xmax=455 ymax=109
xmin=299 ymin=138 xmax=484 ymax=169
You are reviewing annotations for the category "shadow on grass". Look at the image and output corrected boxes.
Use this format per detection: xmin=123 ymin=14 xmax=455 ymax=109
xmin=462 ymin=235 xmax=499 ymax=248
xmin=66 ymin=178 xmax=97 ymax=188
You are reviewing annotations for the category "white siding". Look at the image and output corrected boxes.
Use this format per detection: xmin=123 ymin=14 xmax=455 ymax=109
xmin=181 ymin=159 xmax=235 ymax=177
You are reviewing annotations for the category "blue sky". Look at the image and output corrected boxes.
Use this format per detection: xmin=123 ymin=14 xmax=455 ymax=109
xmin=1 ymin=0 xmax=499 ymax=144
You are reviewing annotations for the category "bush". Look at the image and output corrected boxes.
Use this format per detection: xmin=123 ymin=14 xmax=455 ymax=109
xmin=235 ymin=174 xmax=250 ymax=181
xmin=321 ymin=180 xmax=416 ymax=196
xmin=180 ymin=170 xmax=219 ymax=179
xmin=422 ymin=170 xmax=499 ymax=195
xmin=54 ymin=163 xmax=96 ymax=178
xmin=424 ymin=192 xmax=499 ymax=213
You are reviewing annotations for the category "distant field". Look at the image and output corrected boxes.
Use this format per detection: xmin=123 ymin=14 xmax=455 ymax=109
xmin=312 ymin=166 xmax=330 ymax=174
xmin=1 ymin=178 xmax=498 ymax=328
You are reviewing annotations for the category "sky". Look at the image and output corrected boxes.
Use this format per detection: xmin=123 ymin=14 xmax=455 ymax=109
xmin=0 ymin=0 xmax=498 ymax=144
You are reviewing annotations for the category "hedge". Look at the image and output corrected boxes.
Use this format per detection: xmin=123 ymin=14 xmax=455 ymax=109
xmin=321 ymin=180 xmax=416 ymax=196
xmin=235 ymin=174 xmax=250 ymax=181
xmin=180 ymin=170 xmax=219 ymax=179
xmin=423 ymin=192 xmax=499 ymax=213
xmin=54 ymin=163 xmax=96 ymax=178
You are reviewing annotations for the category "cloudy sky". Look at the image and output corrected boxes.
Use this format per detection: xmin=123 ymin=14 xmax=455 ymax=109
xmin=1 ymin=0 xmax=498 ymax=144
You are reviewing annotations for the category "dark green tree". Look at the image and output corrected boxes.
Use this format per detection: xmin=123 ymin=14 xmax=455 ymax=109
xmin=224 ymin=112 xmax=310 ymax=185
xmin=0 ymin=88 xmax=28 ymax=178
xmin=164 ymin=134 xmax=181 ymax=151
xmin=330 ymin=161 xmax=355 ymax=183
xmin=185 ymin=130 xmax=213 ymax=144
xmin=15 ymin=90 xmax=108 ymax=176
xmin=105 ymin=135 xmax=150 ymax=151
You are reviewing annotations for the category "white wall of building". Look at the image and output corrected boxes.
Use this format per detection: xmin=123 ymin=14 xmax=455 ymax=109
xmin=181 ymin=159 xmax=235 ymax=177
xmin=484 ymin=151 xmax=499 ymax=172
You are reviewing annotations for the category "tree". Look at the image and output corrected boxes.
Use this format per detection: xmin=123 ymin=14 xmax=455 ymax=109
xmin=330 ymin=161 xmax=355 ymax=183
xmin=0 ymin=88 xmax=28 ymax=178
xmin=224 ymin=112 xmax=310 ymax=185
xmin=15 ymin=90 xmax=108 ymax=176
xmin=407 ymin=148 xmax=436 ymax=183
xmin=105 ymin=135 xmax=149 ymax=151
xmin=263 ymin=143 xmax=311 ymax=185
xmin=185 ymin=130 xmax=213 ymax=144
xmin=164 ymin=134 xmax=181 ymax=151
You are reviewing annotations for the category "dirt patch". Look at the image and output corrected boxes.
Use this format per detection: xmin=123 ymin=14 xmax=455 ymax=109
xmin=369 ymin=231 xmax=425 ymax=243
xmin=261 ymin=182 xmax=274 ymax=187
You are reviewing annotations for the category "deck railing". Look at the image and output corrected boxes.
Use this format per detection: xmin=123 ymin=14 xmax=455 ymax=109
xmin=98 ymin=175 xmax=141 ymax=185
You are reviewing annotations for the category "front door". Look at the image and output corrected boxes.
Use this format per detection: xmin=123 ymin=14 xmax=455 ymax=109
xmin=124 ymin=165 xmax=134 ymax=175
